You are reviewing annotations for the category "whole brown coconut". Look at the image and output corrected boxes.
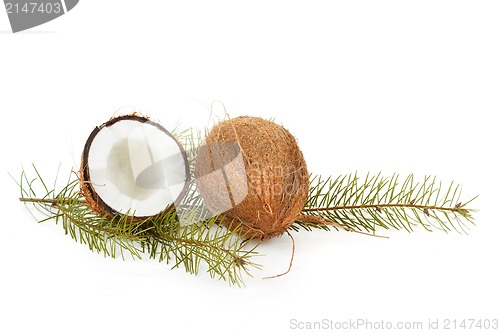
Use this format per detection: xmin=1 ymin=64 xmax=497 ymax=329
xmin=195 ymin=116 xmax=309 ymax=240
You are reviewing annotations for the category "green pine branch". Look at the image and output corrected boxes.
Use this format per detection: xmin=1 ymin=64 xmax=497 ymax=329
xmin=15 ymin=165 xmax=479 ymax=284
xmin=292 ymin=173 xmax=477 ymax=235
xmin=15 ymin=165 xmax=260 ymax=286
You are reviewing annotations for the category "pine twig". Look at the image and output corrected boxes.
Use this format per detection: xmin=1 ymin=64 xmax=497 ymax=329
xmin=293 ymin=173 xmax=478 ymax=235
xmin=15 ymin=165 xmax=260 ymax=286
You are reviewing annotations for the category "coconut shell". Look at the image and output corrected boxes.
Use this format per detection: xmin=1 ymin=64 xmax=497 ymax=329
xmin=195 ymin=116 xmax=309 ymax=239
xmin=80 ymin=114 xmax=190 ymax=221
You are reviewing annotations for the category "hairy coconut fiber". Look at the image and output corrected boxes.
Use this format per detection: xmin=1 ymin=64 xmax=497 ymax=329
xmin=195 ymin=116 xmax=309 ymax=239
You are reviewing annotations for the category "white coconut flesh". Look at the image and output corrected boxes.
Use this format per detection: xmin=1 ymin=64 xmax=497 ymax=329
xmin=87 ymin=119 xmax=187 ymax=217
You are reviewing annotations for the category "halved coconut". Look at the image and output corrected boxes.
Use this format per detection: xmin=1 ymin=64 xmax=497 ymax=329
xmin=80 ymin=115 xmax=189 ymax=220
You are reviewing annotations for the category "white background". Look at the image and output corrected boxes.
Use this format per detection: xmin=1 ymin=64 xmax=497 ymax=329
xmin=1 ymin=1 xmax=499 ymax=332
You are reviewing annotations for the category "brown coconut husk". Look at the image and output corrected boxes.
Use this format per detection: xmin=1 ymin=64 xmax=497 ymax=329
xmin=195 ymin=116 xmax=309 ymax=240
xmin=80 ymin=114 xmax=190 ymax=221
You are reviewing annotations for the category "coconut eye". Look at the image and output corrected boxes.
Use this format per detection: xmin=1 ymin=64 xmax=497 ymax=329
xmin=81 ymin=115 xmax=189 ymax=219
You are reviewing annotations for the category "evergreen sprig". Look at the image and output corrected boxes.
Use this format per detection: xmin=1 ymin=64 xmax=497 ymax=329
xmin=293 ymin=173 xmax=477 ymax=235
xmin=15 ymin=166 xmax=478 ymax=284
xmin=16 ymin=165 xmax=260 ymax=286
